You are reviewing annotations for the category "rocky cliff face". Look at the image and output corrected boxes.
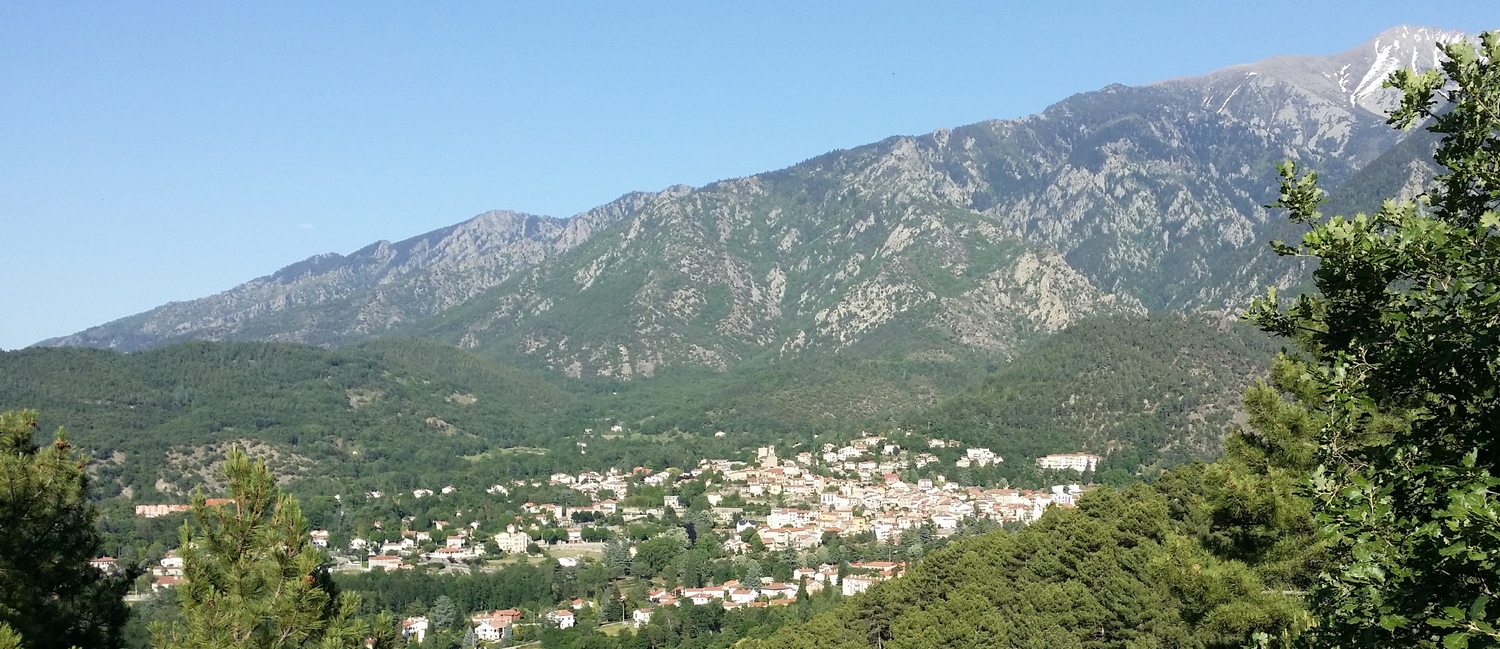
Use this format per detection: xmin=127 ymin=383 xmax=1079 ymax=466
xmin=44 ymin=26 xmax=1466 ymax=380
xmin=421 ymin=167 xmax=1146 ymax=378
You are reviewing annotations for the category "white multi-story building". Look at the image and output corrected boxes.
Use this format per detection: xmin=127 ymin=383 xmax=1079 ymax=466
xmin=493 ymin=526 xmax=533 ymax=555
xmin=472 ymin=610 xmax=522 ymax=641
xmin=965 ymin=448 xmax=1002 ymax=467
xmin=633 ymin=608 xmax=654 ymax=628
xmin=843 ymin=575 xmax=877 ymax=596
xmin=1035 ymin=453 xmax=1102 ymax=473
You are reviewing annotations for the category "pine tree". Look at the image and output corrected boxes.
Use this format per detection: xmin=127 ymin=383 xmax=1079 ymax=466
xmin=150 ymin=446 xmax=385 ymax=649
xmin=0 ymin=409 xmax=132 ymax=649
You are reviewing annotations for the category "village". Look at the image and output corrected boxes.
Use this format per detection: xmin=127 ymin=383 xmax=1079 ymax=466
xmin=124 ymin=435 xmax=1102 ymax=643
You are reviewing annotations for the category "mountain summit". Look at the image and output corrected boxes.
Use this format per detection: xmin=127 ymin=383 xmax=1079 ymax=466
xmin=44 ymin=26 xmax=1468 ymax=380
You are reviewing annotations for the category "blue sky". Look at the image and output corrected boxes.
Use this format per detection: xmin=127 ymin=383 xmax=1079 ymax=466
xmin=1 ymin=2 xmax=1494 ymax=349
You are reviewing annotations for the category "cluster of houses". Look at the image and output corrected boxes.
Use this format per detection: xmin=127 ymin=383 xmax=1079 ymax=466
xmin=132 ymin=550 xmax=185 ymax=592
xmin=113 ymin=436 xmax=1103 ymax=621
xmin=447 ymin=437 xmax=1097 ymax=558
xmin=721 ymin=478 xmax=1082 ymax=554
xmin=346 ymin=524 xmax=497 ymax=571
xmin=664 ymin=440 xmax=1086 ymax=552
xmin=401 ymin=602 xmax=588 ymax=643
xmin=132 ymin=498 xmax=237 ymax=518
xmin=129 ymin=438 xmax=1099 ymax=572
xmin=629 ymin=561 xmax=905 ymax=627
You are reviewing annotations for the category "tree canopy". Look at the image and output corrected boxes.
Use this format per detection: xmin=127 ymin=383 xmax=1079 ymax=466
xmin=150 ymin=447 xmax=390 ymax=649
xmin=1248 ymin=32 xmax=1500 ymax=648
xmin=0 ymin=409 xmax=132 ymax=649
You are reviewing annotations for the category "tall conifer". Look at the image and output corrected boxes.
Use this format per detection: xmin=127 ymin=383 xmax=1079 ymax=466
xmin=0 ymin=410 xmax=132 ymax=649
xmin=151 ymin=446 xmax=391 ymax=649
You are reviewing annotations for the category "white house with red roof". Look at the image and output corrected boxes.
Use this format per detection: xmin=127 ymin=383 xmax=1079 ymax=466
xmin=471 ymin=609 xmax=522 ymax=642
xmin=632 ymin=608 xmax=653 ymax=628
xmin=367 ymin=555 xmax=403 ymax=571
xmin=401 ymin=616 xmax=429 ymax=644
xmin=546 ymin=609 xmax=576 ymax=629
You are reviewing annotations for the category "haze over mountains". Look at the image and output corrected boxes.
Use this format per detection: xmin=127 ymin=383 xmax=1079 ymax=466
xmin=44 ymin=26 xmax=1462 ymax=381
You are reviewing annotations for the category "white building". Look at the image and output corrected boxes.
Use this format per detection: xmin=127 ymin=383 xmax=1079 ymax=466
xmin=368 ymin=556 xmax=403 ymax=571
xmin=1035 ymin=453 xmax=1102 ymax=473
xmin=401 ymin=616 xmax=429 ymax=644
xmin=842 ymin=575 xmax=877 ymax=596
xmin=633 ymin=608 xmax=654 ymax=628
xmin=474 ymin=621 xmax=504 ymax=642
xmin=547 ymin=610 xmax=576 ymax=629
xmin=494 ymin=527 xmax=533 ymax=555
xmin=472 ymin=610 xmax=522 ymax=642
xmin=964 ymin=448 xmax=1002 ymax=467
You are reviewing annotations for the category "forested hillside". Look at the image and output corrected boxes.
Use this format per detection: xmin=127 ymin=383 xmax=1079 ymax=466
xmin=0 ymin=339 xmax=578 ymax=500
xmin=912 ymin=315 xmax=1275 ymax=479
xmin=2 ymin=312 xmax=1279 ymax=505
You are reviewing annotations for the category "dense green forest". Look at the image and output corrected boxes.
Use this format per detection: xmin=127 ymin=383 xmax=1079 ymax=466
xmin=0 ymin=339 xmax=581 ymax=500
xmin=0 ymin=313 xmax=1268 ymax=508
xmin=912 ymin=315 xmax=1275 ymax=478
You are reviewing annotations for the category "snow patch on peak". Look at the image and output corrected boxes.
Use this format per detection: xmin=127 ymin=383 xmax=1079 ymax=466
xmin=1339 ymin=27 xmax=1470 ymax=120
xmin=1349 ymin=26 xmax=1466 ymax=105
xmin=1325 ymin=63 xmax=1352 ymax=95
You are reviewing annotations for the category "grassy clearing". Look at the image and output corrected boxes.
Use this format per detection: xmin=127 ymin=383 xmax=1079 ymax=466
xmin=599 ymin=622 xmax=632 ymax=636
xmin=546 ymin=543 xmax=605 ymax=560
xmin=462 ymin=447 xmax=549 ymax=462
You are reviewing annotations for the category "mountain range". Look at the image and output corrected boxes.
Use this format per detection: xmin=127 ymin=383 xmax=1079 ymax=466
xmin=42 ymin=27 xmax=1464 ymax=376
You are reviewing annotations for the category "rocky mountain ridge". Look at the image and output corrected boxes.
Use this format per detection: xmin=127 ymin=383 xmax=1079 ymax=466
xmin=44 ymin=26 xmax=1469 ymax=382
xmin=48 ymin=191 xmax=661 ymax=349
